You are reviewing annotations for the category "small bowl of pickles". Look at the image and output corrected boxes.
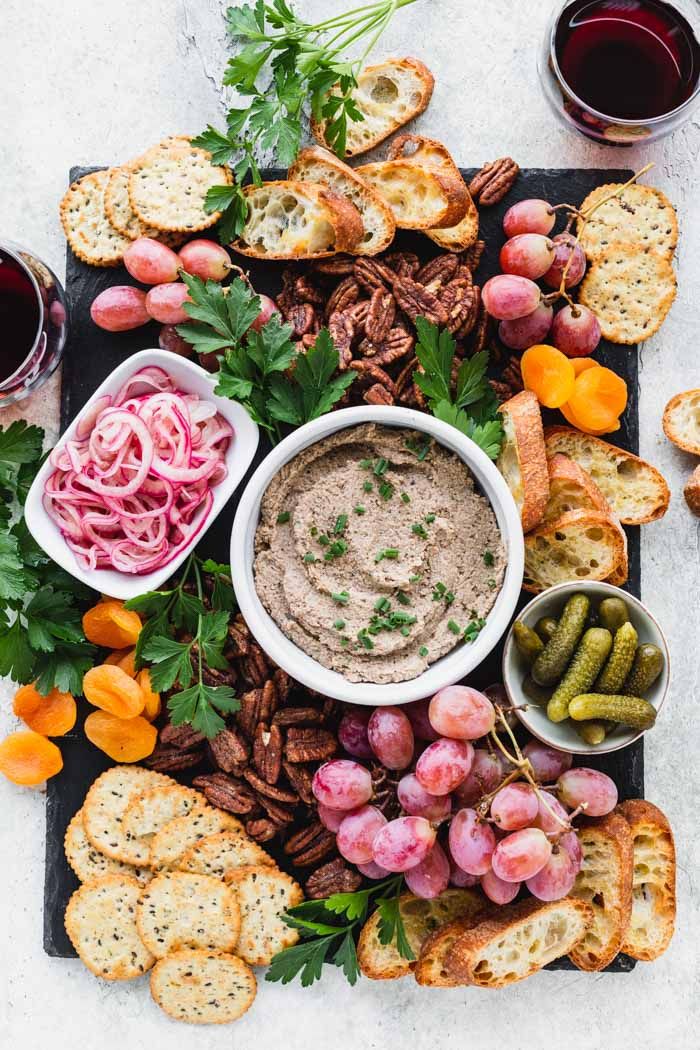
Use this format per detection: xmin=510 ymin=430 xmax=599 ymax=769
xmin=502 ymin=580 xmax=670 ymax=756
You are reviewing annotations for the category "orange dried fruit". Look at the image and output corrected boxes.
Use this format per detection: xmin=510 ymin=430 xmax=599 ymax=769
xmin=84 ymin=711 xmax=157 ymax=763
xmin=12 ymin=683 xmax=77 ymax=736
xmin=521 ymin=344 xmax=576 ymax=409
xmin=83 ymin=664 xmax=146 ymax=719
xmin=560 ymin=399 xmax=621 ymax=436
xmin=136 ymin=669 xmax=162 ymax=722
xmin=104 ymin=647 xmax=137 ymax=677
xmin=0 ymin=731 xmax=63 ymax=785
xmin=82 ymin=600 xmax=142 ymax=649
xmin=567 ymin=365 xmax=628 ymax=431
xmin=571 ymin=357 xmax=600 ymax=376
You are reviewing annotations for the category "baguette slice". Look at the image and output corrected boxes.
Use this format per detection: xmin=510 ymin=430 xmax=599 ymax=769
xmin=497 ymin=390 xmax=549 ymax=533
xmin=684 ymin=465 xmax=700 ymax=516
xmin=617 ymin=800 xmax=676 ymax=961
xmin=543 ymin=427 xmax=670 ymax=525
xmin=288 ymin=146 xmax=395 ymax=256
xmin=446 ymin=898 xmax=593 ymax=988
xmin=387 ymin=133 xmax=479 ymax=251
xmin=311 ymin=57 xmax=434 ymax=157
xmin=523 ymin=509 xmax=626 ymax=594
xmin=354 ymin=159 xmax=468 ymax=230
xmin=414 ymin=914 xmax=484 ymax=987
xmin=568 ymin=813 xmax=633 ymax=971
xmin=662 ymin=388 xmax=700 ymax=455
xmin=231 ymin=181 xmax=363 ymax=259
xmin=358 ymin=889 xmax=483 ymax=981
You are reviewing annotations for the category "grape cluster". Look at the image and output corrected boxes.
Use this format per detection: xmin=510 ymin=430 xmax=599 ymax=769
xmin=313 ymin=686 xmax=618 ymax=904
xmin=483 ymin=200 xmax=601 ymax=359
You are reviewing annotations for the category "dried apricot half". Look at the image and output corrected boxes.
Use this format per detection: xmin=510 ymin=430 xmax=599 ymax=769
xmin=84 ymin=711 xmax=157 ymax=763
xmin=560 ymin=399 xmax=621 ymax=436
xmin=0 ymin=731 xmax=63 ymax=785
xmin=137 ymin=669 xmax=162 ymax=722
xmin=104 ymin=647 xmax=137 ymax=677
xmin=83 ymin=664 xmax=146 ymax=719
xmin=571 ymin=357 xmax=600 ymax=377
xmin=82 ymin=600 xmax=142 ymax=649
xmin=521 ymin=344 xmax=576 ymax=409
xmin=12 ymin=683 xmax=77 ymax=737
xmin=567 ymin=366 xmax=628 ymax=431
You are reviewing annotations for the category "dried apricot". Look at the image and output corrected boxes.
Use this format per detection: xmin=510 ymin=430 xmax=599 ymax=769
xmin=521 ymin=344 xmax=576 ymax=409
xmin=104 ymin=647 xmax=137 ymax=676
xmin=571 ymin=357 xmax=600 ymax=376
xmin=82 ymin=600 xmax=142 ymax=649
xmin=136 ymin=669 xmax=161 ymax=722
xmin=0 ymin=731 xmax=63 ymax=785
xmin=560 ymin=399 xmax=621 ymax=436
xmin=12 ymin=683 xmax=77 ymax=736
xmin=84 ymin=711 xmax=157 ymax=763
xmin=567 ymin=366 xmax=628 ymax=431
xmin=83 ymin=664 xmax=146 ymax=719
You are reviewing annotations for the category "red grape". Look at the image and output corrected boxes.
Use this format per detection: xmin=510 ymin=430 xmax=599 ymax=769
xmin=500 ymin=234 xmax=555 ymax=280
xmin=317 ymin=803 xmax=347 ymax=832
xmin=357 ymin=859 xmax=390 ymax=880
xmin=397 ymin=773 xmax=451 ymax=822
xmin=415 ymin=738 xmax=473 ymax=796
xmin=145 ymin=283 xmax=191 ymax=324
xmin=250 ymin=293 xmax=280 ymax=332
xmin=367 ymin=707 xmax=414 ymax=770
xmin=178 ymin=239 xmax=231 ymax=282
xmin=498 ymin=302 xmax=553 ymax=351
xmin=337 ymin=805 xmax=387 ymax=864
xmin=542 ymin=233 xmax=586 ymax=289
xmin=551 ymin=304 xmax=601 ymax=357
xmin=448 ymin=808 xmax=496 ymax=875
xmin=522 ymin=740 xmax=573 ymax=782
xmin=448 ymin=857 xmax=479 ymax=888
xmin=429 ymin=685 xmax=495 ymax=740
xmin=503 ymin=199 xmax=555 ymax=237
xmin=482 ymin=274 xmax=542 ymax=321
xmin=90 ymin=286 xmax=150 ymax=332
xmin=525 ymin=844 xmax=577 ymax=901
xmin=559 ymin=829 xmax=583 ymax=872
xmin=338 ymin=708 xmax=373 ymax=759
xmin=452 ymin=749 xmax=503 ymax=806
xmin=531 ymin=791 xmax=570 ymax=837
xmin=159 ymin=324 xmax=193 ymax=357
xmin=404 ymin=841 xmax=450 ymax=899
xmin=404 ymin=699 xmax=440 ymax=742
xmin=491 ymin=828 xmax=552 ymax=882
xmin=481 ymin=867 xmax=520 ymax=904
xmin=311 ymin=759 xmax=373 ymax=811
xmin=372 ymin=816 xmax=436 ymax=872
xmin=490 ymin=783 xmax=539 ymax=831
xmin=556 ymin=768 xmax=618 ymax=816
xmin=123 ymin=237 xmax=181 ymax=285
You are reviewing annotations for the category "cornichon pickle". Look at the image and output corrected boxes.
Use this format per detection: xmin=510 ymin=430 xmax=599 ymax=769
xmin=575 ymin=721 xmax=607 ymax=746
xmin=568 ymin=693 xmax=657 ymax=730
xmin=546 ymin=627 xmax=613 ymax=723
xmin=623 ymin=644 xmax=665 ymax=696
xmin=535 ymin=617 xmax=558 ymax=643
xmin=522 ymin=675 xmax=553 ymax=706
xmin=595 ymin=621 xmax=638 ymax=694
xmin=513 ymin=621 xmax=545 ymax=664
xmin=598 ymin=597 xmax=630 ymax=633
xmin=532 ymin=593 xmax=590 ymax=686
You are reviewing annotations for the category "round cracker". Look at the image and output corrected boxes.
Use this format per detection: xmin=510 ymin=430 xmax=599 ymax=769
xmin=105 ymin=165 xmax=186 ymax=246
xmin=149 ymin=807 xmax=244 ymax=872
xmin=64 ymin=874 xmax=154 ymax=980
xmin=64 ymin=808 xmax=152 ymax=886
xmin=224 ymin=866 xmax=303 ymax=966
xmin=577 ymin=183 xmax=678 ymax=261
xmin=82 ymin=765 xmax=174 ymax=867
xmin=129 ymin=144 xmax=232 ymax=233
xmin=179 ymin=830 xmax=276 ymax=880
xmin=150 ymin=950 xmax=256 ymax=1025
xmin=578 ymin=244 xmax=677 ymax=345
xmin=60 ymin=169 xmax=132 ymax=267
xmin=137 ymin=871 xmax=240 ymax=958
xmin=122 ymin=784 xmax=204 ymax=842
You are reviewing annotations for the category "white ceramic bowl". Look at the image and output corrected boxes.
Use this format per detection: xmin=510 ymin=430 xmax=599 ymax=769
xmin=24 ymin=349 xmax=259 ymax=600
xmin=503 ymin=580 xmax=670 ymax=755
xmin=230 ymin=405 xmax=524 ymax=706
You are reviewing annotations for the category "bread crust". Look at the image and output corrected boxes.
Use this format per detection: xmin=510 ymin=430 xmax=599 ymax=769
xmin=355 ymin=159 xmax=468 ymax=230
xmin=617 ymin=799 xmax=676 ymax=961
xmin=498 ymin=390 xmax=549 ymax=532
xmin=663 ymin=388 xmax=700 ymax=455
xmin=684 ymin=465 xmax=700 ymax=517
xmin=523 ymin=509 xmax=626 ymax=593
xmin=414 ymin=913 xmax=485 ymax=987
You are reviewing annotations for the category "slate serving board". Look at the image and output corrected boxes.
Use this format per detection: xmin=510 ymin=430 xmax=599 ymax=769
xmin=45 ymin=167 xmax=641 ymax=970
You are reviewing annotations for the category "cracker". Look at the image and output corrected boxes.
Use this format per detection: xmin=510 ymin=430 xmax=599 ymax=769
xmin=179 ymin=831 xmax=276 ymax=879
xmin=578 ymin=183 xmax=678 ymax=261
xmin=59 ymin=169 xmax=132 ymax=266
xmin=137 ymin=872 xmax=240 ymax=958
xmin=82 ymin=765 xmax=174 ymax=867
xmin=224 ymin=866 xmax=303 ymax=966
xmin=150 ymin=950 xmax=256 ymax=1025
xmin=129 ymin=144 xmax=232 ymax=233
xmin=64 ymin=808 xmax=152 ymax=886
xmin=149 ymin=807 xmax=244 ymax=872
xmin=122 ymin=784 xmax=204 ymax=843
xmin=578 ymin=244 xmax=677 ymax=345
xmin=104 ymin=165 xmax=185 ymax=246
xmin=64 ymin=875 xmax=154 ymax=980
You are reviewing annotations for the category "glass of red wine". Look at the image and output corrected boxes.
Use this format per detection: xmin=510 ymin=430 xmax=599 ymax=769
xmin=0 ymin=241 xmax=68 ymax=406
xmin=539 ymin=0 xmax=700 ymax=144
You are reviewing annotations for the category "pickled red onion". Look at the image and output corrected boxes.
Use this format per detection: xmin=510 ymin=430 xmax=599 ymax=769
xmin=44 ymin=368 xmax=232 ymax=575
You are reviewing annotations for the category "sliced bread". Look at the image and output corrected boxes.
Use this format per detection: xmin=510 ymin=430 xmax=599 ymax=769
xmin=662 ymin=388 xmax=700 ymax=455
xmin=231 ymin=181 xmax=363 ymax=259
xmin=311 ymin=57 xmax=435 ymax=157
xmin=354 ymin=158 xmax=468 ymax=230
xmin=568 ymin=812 xmax=633 ymax=971
xmin=684 ymin=465 xmax=700 ymax=516
xmin=544 ymin=427 xmax=670 ymax=525
xmin=497 ymin=390 xmax=550 ymax=533
xmin=446 ymin=897 xmax=593 ymax=988
xmin=414 ymin=914 xmax=483 ymax=987
xmin=617 ymin=800 xmax=676 ymax=962
xmin=523 ymin=509 xmax=626 ymax=594
xmin=288 ymin=146 xmax=395 ymax=256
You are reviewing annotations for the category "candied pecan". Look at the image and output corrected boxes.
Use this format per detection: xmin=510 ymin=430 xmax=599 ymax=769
xmin=461 ymin=239 xmax=486 ymax=272
xmin=349 ymin=359 xmax=397 ymax=396
xmin=468 ymin=157 xmax=520 ymax=206
xmin=373 ymin=326 xmax=414 ymax=367
xmin=328 ymin=311 xmax=354 ymax=368
xmin=455 ymin=285 xmax=481 ymax=339
xmin=284 ymin=821 xmax=337 ymax=867
xmin=365 ymin=288 xmax=396 ymax=344
xmin=272 ymin=707 xmax=323 ymax=727
xmin=193 ymin=773 xmax=259 ymax=815
xmin=393 ymin=276 xmax=448 ymax=327
xmin=252 ymin=722 xmax=283 ymax=784
xmin=256 ymin=794 xmax=295 ymax=825
xmin=294 ymin=275 xmax=326 ymax=305
xmin=325 ymin=276 xmax=360 ymax=317
xmin=300 ymin=333 xmax=317 ymax=349
xmin=415 ymin=253 xmax=459 ymax=291
xmin=226 ymin=616 xmax=251 ymax=657
xmin=246 ymin=817 xmax=278 ymax=843
xmin=321 ymin=697 xmax=339 ymax=724
xmin=384 ymin=250 xmax=420 ymax=278
xmin=259 ymin=678 xmax=279 ymax=722
xmin=159 ymin=723 xmax=205 ymax=751
xmin=347 ymin=299 xmax=370 ymax=334
xmin=312 ymin=256 xmax=355 ymax=277
xmin=394 ymin=355 xmax=418 ymax=398
xmin=364 ymin=382 xmax=394 ymax=406
xmin=237 ymin=688 xmax=262 ymax=738
xmin=306 ymin=858 xmax=362 ymax=899
xmin=201 ymin=664 xmax=236 ymax=688
xmin=467 ymin=298 xmax=492 ymax=355
xmin=209 ymin=726 xmax=250 ymax=776
xmin=241 ymin=642 xmax=270 ymax=686
xmin=287 ymin=303 xmax=316 ymax=337
xmin=354 ymin=257 xmax=395 ymax=292
xmin=490 ymin=380 xmax=512 ymax=402
xmin=497 ymin=356 xmax=524 ymax=397
xmin=244 ymin=768 xmax=298 ymax=803
xmin=282 ymin=759 xmax=314 ymax=805
xmin=284 ymin=727 xmax=337 ymax=763
xmin=273 ymin=667 xmax=293 ymax=703
xmin=356 ymin=336 xmax=378 ymax=358
xmin=145 ymin=745 xmax=205 ymax=772
xmin=440 ymin=274 xmax=475 ymax=334
xmin=276 ymin=289 xmax=294 ymax=317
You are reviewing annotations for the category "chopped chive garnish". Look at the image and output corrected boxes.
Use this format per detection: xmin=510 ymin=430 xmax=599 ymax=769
xmin=487 ymin=578 xmax=497 ymax=590
xmin=483 ymin=550 xmax=495 ymax=566
xmin=412 ymin=523 xmax=428 ymax=540
xmin=374 ymin=596 xmax=391 ymax=613
xmin=332 ymin=590 xmax=350 ymax=605
xmin=448 ymin=619 xmax=461 ymax=635
xmin=354 ymin=505 xmax=366 ymax=515
xmin=405 ymin=437 xmax=431 ymax=461
xmin=324 ymin=539 xmax=348 ymax=561
xmin=424 ymin=513 xmax=436 ymax=524
xmin=341 ymin=637 xmax=350 ymax=647
xmin=334 ymin=514 xmax=348 ymax=534
xmin=373 ymin=457 xmax=389 ymax=476
xmin=396 ymin=590 xmax=411 ymax=606
xmin=419 ymin=645 xmax=429 ymax=657
xmin=400 ymin=626 xmax=411 ymax=637
xmin=276 ymin=511 xmax=290 ymax=524
xmin=363 ymin=480 xmax=373 ymax=493
xmin=375 ymin=548 xmax=399 ymax=563
xmin=445 ymin=591 xmax=455 ymax=606
xmin=318 ymin=534 xmax=330 ymax=547
xmin=409 ymin=574 xmax=422 ymax=583
xmin=464 ymin=618 xmax=486 ymax=642
xmin=359 ymin=458 xmax=373 ymax=469
xmin=400 ymin=492 xmax=410 ymax=504
xmin=303 ymin=553 xmax=317 ymax=564
xmin=358 ymin=629 xmax=374 ymax=650
xmin=432 ymin=582 xmax=447 ymax=600
xmin=310 ymin=526 xmax=318 ymax=537
xmin=379 ymin=481 xmax=394 ymax=501
xmin=391 ymin=611 xmax=417 ymax=626
xmin=333 ymin=619 xmax=346 ymax=630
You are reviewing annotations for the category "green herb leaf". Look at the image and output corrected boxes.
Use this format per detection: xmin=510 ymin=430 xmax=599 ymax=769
xmin=168 ymin=682 xmax=239 ymax=739
xmin=376 ymin=894 xmax=415 ymax=961
xmin=141 ymin=635 xmax=194 ymax=692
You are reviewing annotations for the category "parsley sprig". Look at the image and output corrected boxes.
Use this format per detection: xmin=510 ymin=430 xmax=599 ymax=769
xmin=266 ymin=876 xmax=413 ymax=987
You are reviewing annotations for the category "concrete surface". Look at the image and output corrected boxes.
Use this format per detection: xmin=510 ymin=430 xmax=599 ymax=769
xmin=1 ymin=0 xmax=698 ymax=1046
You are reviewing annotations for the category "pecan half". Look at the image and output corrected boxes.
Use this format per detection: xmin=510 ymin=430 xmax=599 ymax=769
xmin=394 ymin=355 xmax=418 ymax=398
xmin=328 ymin=311 xmax=354 ymax=368
xmin=272 ymin=706 xmax=323 ymax=727
xmin=349 ymin=359 xmax=397 ymax=396
xmin=326 ymin=276 xmax=360 ymax=317
xmin=364 ymin=382 xmax=394 ymax=406
xmin=282 ymin=759 xmax=315 ymax=805
xmin=284 ymin=727 xmax=337 ymax=763
xmin=384 ymin=250 xmax=420 ymax=278
xmin=259 ymin=678 xmax=279 ymax=722
xmin=354 ymin=257 xmax=395 ymax=292
xmin=365 ymin=288 xmax=396 ymax=344
xmin=286 ymin=302 xmax=316 ymax=337
xmin=461 ymin=239 xmax=486 ymax=272
xmin=455 ymin=285 xmax=481 ymax=339
xmin=440 ymin=274 xmax=475 ymax=334
xmin=159 ymin=723 xmax=205 ymax=750
xmin=393 ymin=276 xmax=448 ymax=327
xmin=241 ymin=643 xmax=270 ymax=687
xmin=226 ymin=616 xmax=251 ymax=657
xmin=145 ymin=745 xmax=206 ymax=772
xmin=373 ymin=326 xmax=414 ymax=367
xmin=312 ymin=256 xmax=355 ymax=277
xmin=294 ymin=275 xmax=326 ymax=305
xmin=243 ymin=768 xmax=298 ymax=803
xmin=284 ymin=821 xmax=337 ymax=866
xmin=237 ymin=688 xmax=262 ymax=738
xmin=306 ymin=858 xmax=362 ymax=899
xmin=256 ymin=794 xmax=295 ymax=825
xmin=415 ymin=253 xmax=459 ymax=291
xmin=252 ymin=722 xmax=283 ymax=784
xmin=468 ymin=158 xmax=520 ymax=206
xmin=273 ymin=668 xmax=293 ymax=703
xmin=193 ymin=773 xmax=259 ymax=815
xmin=246 ymin=818 xmax=278 ymax=843
xmin=467 ymin=298 xmax=492 ymax=355
xmin=347 ymin=299 xmax=370 ymax=336
xmin=209 ymin=726 xmax=250 ymax=776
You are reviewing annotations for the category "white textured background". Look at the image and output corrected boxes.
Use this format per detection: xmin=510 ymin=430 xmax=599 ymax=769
xmin=1 ymin=0 xmax=698 ymax=1045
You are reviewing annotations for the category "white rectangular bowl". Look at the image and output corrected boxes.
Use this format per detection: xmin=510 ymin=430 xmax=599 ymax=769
xmin=24 ymin=349 xmax=259 ymax=600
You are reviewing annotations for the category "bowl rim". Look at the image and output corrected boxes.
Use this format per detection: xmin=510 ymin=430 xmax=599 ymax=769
xmin=23 ymin=348 xmax=259 ymax=600
xmin=503 ymin=579 xmax=671 ymax=756
xmin=230 ymin=404 xmax=525 ymax=705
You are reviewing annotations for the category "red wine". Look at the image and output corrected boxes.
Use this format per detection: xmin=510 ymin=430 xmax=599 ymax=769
xmin=556 ymin=0 xmax=700 ymax=120
xmin=0 ymin=249 xmax=41 ymax=382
